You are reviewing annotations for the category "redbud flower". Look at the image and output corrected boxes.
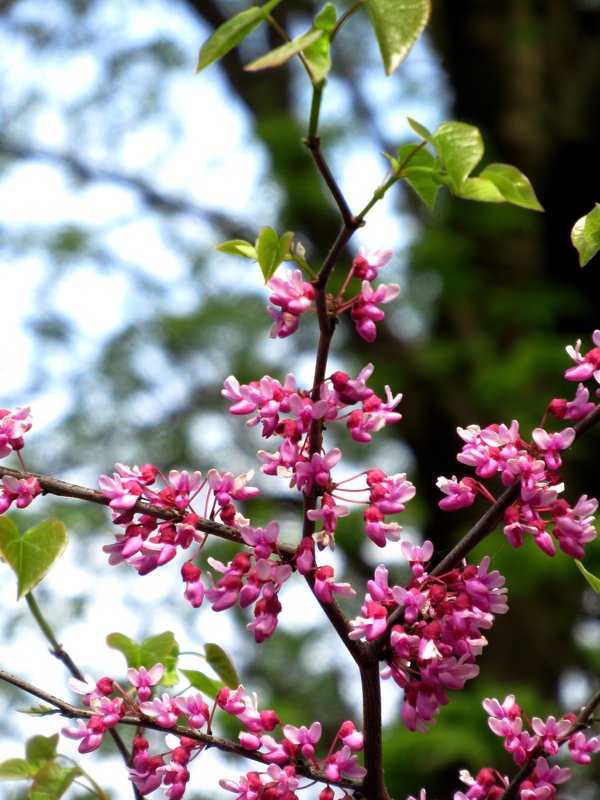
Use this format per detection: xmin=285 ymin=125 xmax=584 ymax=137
xmin=351 ymin=281 xmax=400 ymax=342
xmin=0 ymin=406 xmax=33 ymax=459
xmin=128 ymin=663 xmax=165 ymax=702
xmin=351 ymin=245 xmax=392 ymax=281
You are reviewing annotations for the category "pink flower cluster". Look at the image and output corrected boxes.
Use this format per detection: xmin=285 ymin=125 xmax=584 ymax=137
xmin=407 ymin=693 xmax=599 ymax=800
xmin=349 ymin=541 xmax=508 ymax=732
xmin=0 ymin=406 xmax=41 ymax=514
xmin=437 ymin=419 xmax=597 ymax=559
xmin=219 ymin=685 xmax=365 ymax=800
xmin=100 ymin=464 xmax=301 ymax=642
xmin=0 ymin=406 xmax=33 ymax=459
xmin=63 ymin=665 xmax=366 ymax=800
xmin=266 ymin=247 xmax=399 ymax=342
xmin=223 ymin=364 xmax=413 ymax=550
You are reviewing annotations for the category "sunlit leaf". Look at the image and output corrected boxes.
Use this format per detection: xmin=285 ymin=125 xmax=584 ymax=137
xmin=255 ymin=227 xmax=294 ymax=282
xmin=479 ymin=163 xmax=543 ymax=211
xmin=216 ymin=239 xmax=257 ymax=259
xmin=314 ymin=3 xmax=337 ymax=32
xmin=571 ymin=204 xmax=600 ymax=267
xmin=453 ymin=176 xmax=505 ymax=203
xmin=244 ymin=29 xmax=323 ymax=73
xmin=107 ymin=631 xmax=179 ymax=685
xmin=365 ymin=0 xmax=431 ymax=75
xmin=575 ymin=560 xmax=600 ymax=594
xmin=407 ymin=117 xmax=432 ymax=142
xmin=432 ymin=121 xmax=484 ymax=190
xmin=0 ymin=518 xmax=67 ymax=600
xmin=303 ymin=32 xmax=332 ymax=83
xmin=196 ymin=0 xmax=283 ymax=72
xmin=205 ymin=642 xmax=240 ymax=688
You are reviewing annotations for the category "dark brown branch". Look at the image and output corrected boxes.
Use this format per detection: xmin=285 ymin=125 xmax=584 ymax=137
xmin=0 ymin=669 xmax=363 ymax=793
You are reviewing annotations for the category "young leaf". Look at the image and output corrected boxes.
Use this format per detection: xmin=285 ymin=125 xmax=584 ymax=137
xmin=179 ymin=668 xmax=223 ymax=699
xmin=314 ymin=3 xmax=337 ymax=32
xmin=303 ymin=32 xmax=332 ymax=83
xmin=216 ymin=239 xmax=257 ymax=259
xmin=26 ymin=735 xmax=58 ymax=767
xmin=0 ymin=758 xmax=36 ymax=780
xmin=365 ymin=0 xmax=431 ymax=75
xmin=571 ymin=203 xmax=600 ymax=267
xmin=107 ymin=631 xmax=179 ymax=685
xmin=196 ymin=0 xmax=283 ymax=72
xmin=432 ymin=121 xmax=484 ymax=191
xmin=205 ymin=642 xmax=240 ymax=688
xmin=30 ymin=761 xmax=78 ymax=799
xmin=0 ymin=518 xmax=67 ymax=600
xmin=407 ymin=117 xmax=432 ymax=142
xmin=478 ymin=163 xmax=543 ymax=211
xmin=575 ymin=560 xmax=600 ymax=594
xmin=244 ymin=29 xmax=324 ymax=73
xmin=453 ymin=176 xmax=505 ymax=203
xmin=399 ymin=144 xmax=439 ymax=210
xmin=256 ymin=226 xmax=284 ymax=282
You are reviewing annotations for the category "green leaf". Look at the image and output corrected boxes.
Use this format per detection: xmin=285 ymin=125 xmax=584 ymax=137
xmin=0 ymin=758 xmax=36 ymax=780
xmin=255 ymin=227 xmax=294 ymax=282
xmin=314 ymin=3 xmax=337 ymax=32
xmin=0 ymin=518 xmax=67 ymax=600
xmin=107 ymin=631 xmax=179 ymax=685
xmin=179 ymin=668 xmax=223 ymax=699
xmin=453 ymin=176 xmax=505 ymax=203
xmin=365 ymin=0 xmax=431 ymax=75
xmin=575 ymin=560 xmax=600 ymax=594
xmin=205 ymin=642 xmax=240 ymax=688
xmin=303 ymin=32 xmax=332 ymax=83
xmin=244 ymin=29 xmax=324 ymax=73
xmin=478 ymin=163 xmax=543 ymax=211
xmin=215 ymin=239 xmax=257 ymax=259
xmin=399 ymin=144 xmax=439 ymax=210
xmin=196 ymin=0 xmax=283 ymax=72
xmin=30 ymin=761 xmax=78 ymax=799
xmin=432 ymin=121 xmax=484 ymax=191
xmin=26 ymin=735 xmax=58 ymax=767
xmin=407 ymin=117 xmax=432 ymax=142
xmin=571 ymin=204 xmax=600 ymax=267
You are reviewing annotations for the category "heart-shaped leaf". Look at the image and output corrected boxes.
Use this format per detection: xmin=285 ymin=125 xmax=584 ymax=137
xmin=478 ymin=163 xmax=543 ymax=211
xmin=0 ymin=518 xmax=67 ymax=600
xmin=432 ymin=121 xmax=484 ymax=190
xmin=107 ymin=630 xmax=179 ymax=685
xmin=366 ymin=0 xmax=431 ymax=75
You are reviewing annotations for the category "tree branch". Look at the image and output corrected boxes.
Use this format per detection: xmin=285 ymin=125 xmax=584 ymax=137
xmin=0 ymin=669 xmax=364 ymax=793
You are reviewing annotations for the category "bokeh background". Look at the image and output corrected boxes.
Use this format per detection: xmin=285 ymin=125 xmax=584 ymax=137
xmin=1 ymin=1 xmax=599 ymax=798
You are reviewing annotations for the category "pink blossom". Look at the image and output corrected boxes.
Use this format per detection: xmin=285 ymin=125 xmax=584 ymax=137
xmin=351 ymin=281 xmax=400 ymax=342
xmin=0 ymin=406 xmax=33 ymax=459
xmin=351 ymin=245 xmax=392 ymax=281
xmin=139 ymin=693 xmax=180 ymax=727
xmin=282 ymin=721 xmax=322 ymax=760
xmin=531 ymin=427 xmax=575 ymax=470
xmin=325 ymin=745 xmax=367 ymax=780
xmin=568 ymin=731 xmax=600 ymax=764
xmin=313 ymin=565 xmax=356 ymax=604
xmin=62 ymin=717 xmax=106 ymax=753
xmin=548 ymin=383 xmax=596 ymax=421
xmin=128 ymin=663 xmax=165 ymax=702
xmin=174 ymin=694 xmax=210 ymax=729
xmin=437 ymin=475 xmax=477 ymax=510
